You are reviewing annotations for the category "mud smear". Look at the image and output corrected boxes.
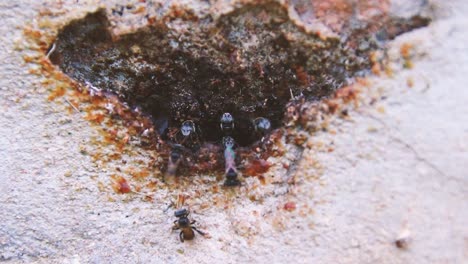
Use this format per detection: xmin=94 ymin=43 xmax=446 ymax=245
xmin=48 ymin=2 xmax=429 ymax=153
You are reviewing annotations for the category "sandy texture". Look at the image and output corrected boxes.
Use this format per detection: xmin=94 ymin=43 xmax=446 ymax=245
xmin=1 ymin=0 xmax=467 ymax=263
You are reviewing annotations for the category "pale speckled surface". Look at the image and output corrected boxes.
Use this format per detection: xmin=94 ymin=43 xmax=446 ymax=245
xmin=0 ymin=1 xmax=467 ymax=263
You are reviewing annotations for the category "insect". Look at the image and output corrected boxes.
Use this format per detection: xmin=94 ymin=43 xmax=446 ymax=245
xmin=222 ymin=136 xmax=240 ymax=186
xmin=220 ymin=112 xmax=234 ymax=134
xmin=179 ymin=120 xmax=201 ymax=148
xmin=172 ymin=209 xmax=206 ymax=242
xmin=180 ymin=120 xmax=196 ymax=137
xmin=253 ymin=117 xmax=271 ymax=136
xmin=166 ymin=144 xmax=183 ymax=177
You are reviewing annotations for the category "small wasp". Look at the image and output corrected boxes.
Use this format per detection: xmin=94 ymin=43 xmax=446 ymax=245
xmin=166 ymin=144 xmax=183 ymax=177
xmin=222 ymin=136 xmax=240 ymax=186
xmin=220 ymin=113 xmax=234 ymax=135
xmin=253 ymin=117 xmax=272 ymax=137
xmin=172 ymin=209 xmax=206 ymax=242
xmin=178 ymin=120 xmax=201 ymax=149
xmin=181 ymin=120 xmax=196 ymax=137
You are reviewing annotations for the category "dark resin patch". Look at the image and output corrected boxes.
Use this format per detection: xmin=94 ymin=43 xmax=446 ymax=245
xmin=49 ymin=3 xmax=429 ymax=149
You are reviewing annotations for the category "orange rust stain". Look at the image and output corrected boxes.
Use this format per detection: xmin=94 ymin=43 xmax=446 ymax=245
xmin=400 ymin=43 xmax=413 ymax=59
xmin=85 ymin=113 xmax=106 ymax=124
xmin=111 ymin=175 xmax=131 ymax=194
xmin=23 ymin=27 xmax=42 ymax=39
xmin=90 ymin=96 xmax=106 ymax=106
xmin=91 ymin=152 xmax=103 ymax=162
xmin=284 ymin=202 xmax=296 ymax=211
xmin=134 ymin=184 xmax=142 ymax=192
xmin=108 ymin=153 xmax=122 ymax=161
xmin=28 ymin=68 xmax=41 ymax=75
xmin=258 ymin=175 xmax=266 ymax=185
xmin=133 ymin=6 xmax=146 ymax=14
xmin=39 ymin=57 xmax=55 ymax=72
xmin=146 ymin=181 xmax=158 ymax=189
xmin=371 ymin=63 xmax=382 ymax=75
xmin=47 ymin=85 xmax=66 ymax=101
xmin=243 ymin=159 xmax=271 ymax=176
xmin=147 ymin=16 xmax=156 ymax=25
xmin=400 ymin=43 xmax=415 ymax=69
xmin=128 ymin=167 xmax=151 ymax=180
xmin=325 ymin=99 xmax=340 ymax=114
xmin=23 ymin=55 xmax=39 ymax=63
xmin=334 ymin=85 xmax=358 ymax=103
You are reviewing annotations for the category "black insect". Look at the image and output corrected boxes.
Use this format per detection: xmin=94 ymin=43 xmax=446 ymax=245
xmin=172 ymin=209 xmax=206 ymax=242
xmin=222 ymin=136 xmax=240 ymax=186
xmin=166 ymin=144 xmax=183 ymax=177
xmin=220 ymin=112 xmax=234 ymax=134
xmin=253 ymin=117 xmax=271 ymax=136
xmin=178 ymin=120 xmax=201 ymax=149
xmin=224 ymin=168 xmax=240 ymax=186
xmin=181 ymin=120 xmax=196 ymax=137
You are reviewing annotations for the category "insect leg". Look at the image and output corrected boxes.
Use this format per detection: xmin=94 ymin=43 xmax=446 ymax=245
xmin=192 ymin=226 xmax=206 ymax=236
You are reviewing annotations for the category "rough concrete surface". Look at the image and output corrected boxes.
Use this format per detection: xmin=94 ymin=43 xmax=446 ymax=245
xmin=0 ymin=0 xmax=467 ymax=263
